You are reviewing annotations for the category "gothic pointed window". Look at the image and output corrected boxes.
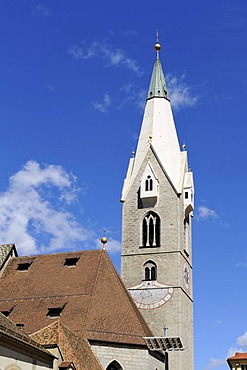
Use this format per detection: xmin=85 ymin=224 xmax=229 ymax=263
xmin=106 ymin=361 xmax=123 ymax=370
xmin=140 ymin=163 xmax=158 ymax=199
xmin=144 ymin=260 xmax=157 ymax=281
xmin=142 ymin=211 xmax=160 ymax=247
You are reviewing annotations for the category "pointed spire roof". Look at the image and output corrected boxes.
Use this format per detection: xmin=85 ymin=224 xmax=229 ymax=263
xmin=147 ymin=42 xmax=169 ymax=100
xmin=121 ymin=37 xmax=184 ymax=198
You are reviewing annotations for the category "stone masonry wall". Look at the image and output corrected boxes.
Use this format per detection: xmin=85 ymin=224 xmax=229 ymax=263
xmin=92 ymin=343 xmax=164 ymax=370
xmin=121 ymin=148 xmax=194 ymax=370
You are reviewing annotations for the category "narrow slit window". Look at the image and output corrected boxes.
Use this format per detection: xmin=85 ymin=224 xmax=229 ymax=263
xmin=145 ymin=175 xmax=153 ymax=191
xmin=16 ymin=323 xmax=25 ymax=328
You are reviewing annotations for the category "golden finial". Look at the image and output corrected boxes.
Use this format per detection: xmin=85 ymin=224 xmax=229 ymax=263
xmin=132 ymin=150 xmax=135 ymax=158
xmin=148 ymin=133 xmax=153 ymax=143
xmin=182 ymin=143 xmax=186 ymax=151
xmin=101 ymin=230 xmax=107 ymax=250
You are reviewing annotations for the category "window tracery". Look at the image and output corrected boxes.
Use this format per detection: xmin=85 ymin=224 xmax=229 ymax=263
xmin=142 ymin=211 xmax=160 ymax=247
xmin=144 ymin=260 xmax=157 ymax=281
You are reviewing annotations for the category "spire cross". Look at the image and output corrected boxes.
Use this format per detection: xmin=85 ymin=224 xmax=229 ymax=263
xmin=154 ymin=30 xmax=161 ymax=60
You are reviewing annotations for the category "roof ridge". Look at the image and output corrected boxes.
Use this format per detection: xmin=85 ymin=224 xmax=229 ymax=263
xmin=31 ymin=320 xmax=59 ymax=336
xmin=81 ymin=249 xmax=103 ymax=334
xmin=13 ymin=249 xmax=100 ymax=259
xmin=57 ymin=319 xmax=61 ymax=343
xmin=83 ymin=338 xmax=104 ymax=370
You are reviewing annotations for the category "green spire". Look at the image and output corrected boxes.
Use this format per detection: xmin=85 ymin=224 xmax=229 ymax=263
xmin=147 ymin=41 xmax=169 ymax=101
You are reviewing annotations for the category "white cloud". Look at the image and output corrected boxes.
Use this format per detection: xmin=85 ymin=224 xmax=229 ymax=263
xmin=204 ymin=358 xmax=225 ymax=369
xmin=0 ymin=161 xmax=94 ymax=255
xmin=91 ymin=92 xmax=111 ymax=113
xmin=197 ymin=206 xmax=218 ymax=220
xmin=237 ymin=332 xmax=247 ymax=347
xmin=68 ymin=41 xmax=143 ymax=76
xmin=212 ymin=319 xmax=223 ymax=327
xmin=166 ymin=73 xmax=198 ymax=111
xmin=46 ymin=84 xmax=55 ymax=92
xmin=119 ymin=83 xmax=146 ymax=112
xmin=119 ymin=73 xmax=197 ymax=113
xmin=95 ymin=237 xmax=121 ymax=254
xmin=35 ymin=4 xmax=52 ymax=18
xmin=227 ymin=347 xmax=243 ymax=357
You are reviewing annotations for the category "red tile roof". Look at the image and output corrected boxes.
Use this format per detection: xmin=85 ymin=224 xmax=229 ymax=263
xmin=228 ymin=352 xmax=247 ymax=360
xmin=58 ymin=362 xmax=75 ymax=369
xmin=0 ymin=249 xmax=152 ymax=346
xmin=0 ymin=243 xmax=17 ymax=270
xmin=31 ymin=320 xmax=103 ymax=370
xmin=0 ymin=312 xmax=54 ymax=359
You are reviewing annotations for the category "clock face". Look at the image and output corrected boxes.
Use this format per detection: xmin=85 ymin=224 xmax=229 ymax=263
xmin=183 ymin=262 xmax=190 ymax=290
xmin=128 ymin=281 xmax=173 ymax=310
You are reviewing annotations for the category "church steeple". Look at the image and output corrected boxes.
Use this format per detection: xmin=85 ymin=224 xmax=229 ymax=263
xmin=121 ymin=37 xmax=194 ymax=370
xmin=147 ymin=42 xmax=169 ymax=100
xmin=121 ymin=39 xmax=183 ymax=199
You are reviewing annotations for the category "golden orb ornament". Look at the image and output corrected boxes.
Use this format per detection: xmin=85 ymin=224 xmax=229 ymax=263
xmin=101 ymin=236 xmax=107 ymax=244
xmin=154 ymin=42 xmax=161 ymax=52
xmin=182 ymin=144 xmax=186 ymax=150
xmin=101 ymin=236 xmax=107 ymax=251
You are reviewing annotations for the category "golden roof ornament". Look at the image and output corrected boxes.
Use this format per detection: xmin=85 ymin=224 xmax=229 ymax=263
xmin=154 ymin=42 xmax=161 ymax=52
xmin=101 ymin=236 xmax=107 ymax=251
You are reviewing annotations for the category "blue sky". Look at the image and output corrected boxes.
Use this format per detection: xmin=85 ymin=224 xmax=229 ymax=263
xmin=0 ymin=1 xmax=247 ymax=369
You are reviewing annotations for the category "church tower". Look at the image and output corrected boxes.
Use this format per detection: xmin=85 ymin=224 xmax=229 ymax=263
xmin=121 ymin=40 xmax=194 ymax=370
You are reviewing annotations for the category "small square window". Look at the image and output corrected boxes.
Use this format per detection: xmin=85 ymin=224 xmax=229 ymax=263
xmin=185 ymin=192 xmax=189 ymax=199
xmin=64 ymin=257 xmax=79 ymax=267
xmin=47 ymin=303 xmax=66 ymax=318
xmin=17 ymin=261 xmax=33 ymax=271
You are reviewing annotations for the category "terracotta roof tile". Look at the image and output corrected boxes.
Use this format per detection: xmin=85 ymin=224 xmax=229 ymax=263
xmin=0 ymin=312 xmax=53 ymax=358
xmin=31 ymin=320 xmax=103 ymax=370
xmin=0 ymin=249 xmax=152 ymax=346
xmin=228 ymin=352 xmax=247 ymax=360
xmin=83 ymin=251 xmax=153 ymax=344
xmin=58 ymin=362 xmax=75 ymax=369
xmin=0 ymin=243 xmax=17 ymax=270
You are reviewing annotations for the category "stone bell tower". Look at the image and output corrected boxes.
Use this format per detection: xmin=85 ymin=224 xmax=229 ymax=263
xmin=121 ymin=39 xmax=194 ymax=370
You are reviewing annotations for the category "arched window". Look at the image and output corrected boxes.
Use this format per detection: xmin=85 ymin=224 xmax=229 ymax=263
xmin=144 ymin=260 xmax=157 ymax=281
xmin=106 ymin=360 xmax=123 ymax=370
xmin=142 ymin=212 xmax=160 ymax=247
xmin=145 ymin=175 xmax=153 ymax=191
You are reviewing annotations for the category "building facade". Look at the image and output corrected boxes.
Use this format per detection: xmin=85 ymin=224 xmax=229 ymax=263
xmin=0 ymin=312 xmax=55 ymax=370
xmin=121 ymin=40 xmax=194 ymax=369
xmin=0 ymin=246 xmax=164 ymax=370
xmin=227 ymin=352 xmax=247 ymax=370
